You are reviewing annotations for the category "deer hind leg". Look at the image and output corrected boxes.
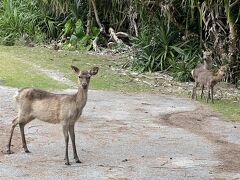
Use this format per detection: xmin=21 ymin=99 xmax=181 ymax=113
xmin=7 ymin=117 xmax=19 ymax=154
xmin=19 ymin=123 xmax=30 ymax=153
xmin=210 ymin=86 xmax=214 ymax=103
xmin=192 ymin=82 xmax=198 ymax=100
xmin=191 ymin=83 xmax=195 ymax=99
xmin=69 ymin=124 xmax=81 ymax=163
xmin=63 ymin=124 xmax=70 ymax=165
xmin=206 ymin=86 xmax=210 ymax=103
xmin=200 ymin=85 xmax=204 ymax=99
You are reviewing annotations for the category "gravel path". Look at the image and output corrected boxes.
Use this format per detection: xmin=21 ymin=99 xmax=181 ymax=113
xmin=0 ymin=85 xmax=240 ymax=179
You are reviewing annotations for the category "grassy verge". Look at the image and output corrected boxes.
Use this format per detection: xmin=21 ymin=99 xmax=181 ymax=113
xmin=0 ymin=49 xmax=68 ymax=89
xmin=0 ymin=45 xmax=239 ymax=121
xmin=188 ymin=94 xmax=240 ymax=121
xmin=186 ymin=90 xmax=240 ymax=120
xmin=0 ymin=45 xmax=153 ymax=92
xmin=207 ymin=100 xmax=240 ymax=121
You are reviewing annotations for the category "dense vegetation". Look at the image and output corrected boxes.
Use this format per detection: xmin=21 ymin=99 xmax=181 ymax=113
xmin=0 ymin=0 xmax=239 ymax=83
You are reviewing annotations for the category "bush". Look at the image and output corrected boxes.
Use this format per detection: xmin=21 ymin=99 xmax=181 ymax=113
xmin=131 ymin=18 xmax=184 ymax=72
xmin=131 ymin=17 xmax=201 ymax=81
xmin=170 ymin=50 xmax=199 ymax=81
xmin=63 ymin=19 xmax=100 ymax=51
xmin=0 ymin=0 xmax=49 ymax=45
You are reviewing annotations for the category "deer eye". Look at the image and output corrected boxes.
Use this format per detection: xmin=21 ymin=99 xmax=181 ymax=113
xmin=78 ymin=76 xmax=82 ymax=79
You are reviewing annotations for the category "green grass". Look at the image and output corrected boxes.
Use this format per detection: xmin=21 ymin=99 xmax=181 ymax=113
xmin=0 ymin=50 xmax=68 ymax=89
xmin=193 ymin=97 xmax=240 ymax=121
xmin=0 ymin=45 xmax=153 ymax=92
xmin=0 ymin=45 xmax=239 ymax=121
xmin=208 ymin=100 xmax=240 ymax=121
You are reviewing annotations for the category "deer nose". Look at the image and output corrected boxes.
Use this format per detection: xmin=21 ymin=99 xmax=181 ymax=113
xmin=82 ymin=83 xmax=87 ymax=88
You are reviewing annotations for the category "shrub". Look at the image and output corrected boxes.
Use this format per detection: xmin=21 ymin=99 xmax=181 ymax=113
xmin=131 ymin=17 xmax=201 ymax=81
xmin=131 ymin=18 xmax=184 ymax=72
xmin=0 ymin=0 xmax=46 ymax=44
xmin=170 ymin=51 xmax=199 ymax=81
xmin=63 ymin=19 xmax=100 ymax=51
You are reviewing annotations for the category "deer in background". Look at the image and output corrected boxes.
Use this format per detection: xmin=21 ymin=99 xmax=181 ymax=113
xmin=6 ymin=66 xmax=99 ymax=165
xmin=191 ymin=51 xmax=212 ymax=99
xmin=192 ymin=65 xmax=228 ymax=103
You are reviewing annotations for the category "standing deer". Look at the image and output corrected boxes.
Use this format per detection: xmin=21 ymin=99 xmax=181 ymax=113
xmin=192 ymin=65 xmax=228 ymax=103
xmin=191 ymin=51 xmax=212 ymax=99
xmin=6 ymin=65 xmax=99 ymax=165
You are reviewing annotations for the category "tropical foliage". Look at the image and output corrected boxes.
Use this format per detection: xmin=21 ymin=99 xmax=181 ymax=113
xmin=0 ymin=0 xmax=44 ymax=45
xmin=0 ymin=0 xmax=239 ymax=82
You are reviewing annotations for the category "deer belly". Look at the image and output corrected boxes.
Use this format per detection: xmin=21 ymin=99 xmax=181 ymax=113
xmin=32 ymin=101 xmax=61 ymax=124
xmin=59 ymin=107 xmax=82 ymax=124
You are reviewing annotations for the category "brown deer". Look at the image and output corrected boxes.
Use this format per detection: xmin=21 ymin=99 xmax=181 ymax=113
xmin=192 ymin=65 xmax=228 ymax=103
xmin=6 ymin=65 xmax=99 ymax=165
xmin=191 ymin=51 xmax=212 ymax=99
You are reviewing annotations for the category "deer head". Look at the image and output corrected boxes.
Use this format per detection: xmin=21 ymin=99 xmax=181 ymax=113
xmin=71 ymin=66 xmax=99 ymax=89
xmin=203 ymin=50 xmax=212 ymax=60
xmin=217 ymin=65 xmax=228 ymax=75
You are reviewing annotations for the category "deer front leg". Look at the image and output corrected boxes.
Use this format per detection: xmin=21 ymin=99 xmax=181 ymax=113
xmin=192 ymin=82 xmax=198 ymax=100
xmin=63 ymin=124 xmax=70 ymax=165
xmin=69 ymin=124 xmax=81 ymax=163
xmin=191 ymin=84 xmax=195 ymax=99
xmin=19 ymin=123 xmax=30 ymax=153
xmin=210 ymin=86 xmax=214 ymax=103
xmin=200 ymin=85 xmax=204 ymax=99
xmin=206 ymin=86 xmax=210 ymax=103
xmin=6 ymin=117 xmax=18 ymax=154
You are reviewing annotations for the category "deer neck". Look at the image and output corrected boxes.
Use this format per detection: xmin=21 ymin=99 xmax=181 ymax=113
xmin=76 ymin=86 xmax=88 ymax=107
xmin=203 ymin=60 xmax=210 ymax=70
xmin=213 ymin=72 xmax=224 ymax=82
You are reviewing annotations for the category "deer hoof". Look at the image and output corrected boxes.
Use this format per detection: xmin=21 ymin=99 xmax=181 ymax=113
xmin=6 ymin=150 xmax=14 ymax=154
xmin=25 ymin=149 xmax=31 ymax=153
xmin=65 ymin=162 xmax=71 ymax=165
xmin=75 ymin=159 xmax=82 ymax=163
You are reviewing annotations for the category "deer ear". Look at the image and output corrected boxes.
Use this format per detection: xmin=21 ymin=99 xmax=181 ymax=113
xmin=71 ymin=65 xmax=80 ymax=74
xmin=90 ymin=67 xmax=99 ymax=76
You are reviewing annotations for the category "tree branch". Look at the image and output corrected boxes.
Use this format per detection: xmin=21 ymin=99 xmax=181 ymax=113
xmin=230 ymin=0 xmax=240 ymax=8
xmin=93 ymin=37 xmax=100 ymax=52
xmin=109 ymin=28 xmax=123 ymax=44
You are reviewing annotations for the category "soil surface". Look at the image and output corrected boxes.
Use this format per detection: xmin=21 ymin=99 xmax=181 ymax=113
xmin=0 ymin=85 xmax=240 ymax=179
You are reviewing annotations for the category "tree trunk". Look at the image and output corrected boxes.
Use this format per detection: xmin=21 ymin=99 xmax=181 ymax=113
xmin=91 ymin=0 xmax=104 ymax=33
xmin=86 ymin=0 xmax=92 ymax=35
xmin=93 ymin=36 xmax=100 ymax=52
xmin=228 ymin=19 xmax=239 ymax=84
xmin=228 ymin=20 xmax=238 ymax=66
xmin=225 ymin=0 xmax=239 ymax=84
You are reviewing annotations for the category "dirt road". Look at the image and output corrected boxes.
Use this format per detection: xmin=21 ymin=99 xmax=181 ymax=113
xmin=0 ymin=85 xmax=240 ymax=179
